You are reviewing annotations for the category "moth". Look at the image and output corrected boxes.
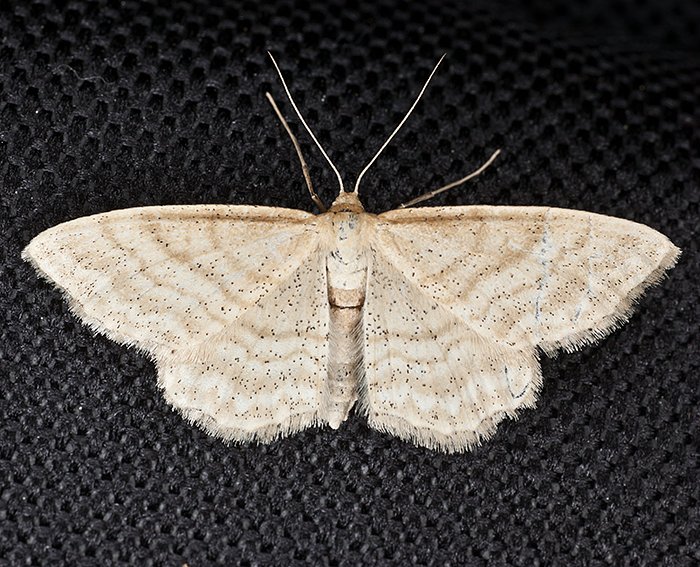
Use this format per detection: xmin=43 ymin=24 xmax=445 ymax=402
xmin=23 ymin=55 xmax=680 ymax=452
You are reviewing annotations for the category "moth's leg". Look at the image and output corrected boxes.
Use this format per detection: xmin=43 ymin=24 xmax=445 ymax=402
xmin=399 ymin=149 xmax=501 ymax=208
xmin=266 ymin=92 xmax=327 ymax=212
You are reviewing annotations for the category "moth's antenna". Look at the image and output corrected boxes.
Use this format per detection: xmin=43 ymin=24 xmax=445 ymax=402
xmin=268 ymin=52 xmax=345 ymax=194
xmin=265 ymin=92 xmax=327 ymax=212
xmin=353 ymin=54 xmax=446 ymax=195
xmin=398 ymin=149 xmax=501 ymax=208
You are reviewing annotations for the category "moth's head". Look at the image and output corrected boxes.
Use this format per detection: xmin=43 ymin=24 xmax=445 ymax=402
xmin=328 ymin=191 xmax=365 ymax=214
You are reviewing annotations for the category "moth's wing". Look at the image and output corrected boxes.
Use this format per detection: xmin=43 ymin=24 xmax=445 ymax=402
xmin=157 ymin=244 xmax=331 ymax=442
xmin=23 ymin=205 xmax=333 ymax=442
xmin=374 ymin=206 xmax=680 ymax=353
xmin=361 ymin=206 xmax=679 ymax=452
xmin=361 ymin=247 xmax=543 ymax=452
xmin=23 ymin=205 xmax=320 ymax=350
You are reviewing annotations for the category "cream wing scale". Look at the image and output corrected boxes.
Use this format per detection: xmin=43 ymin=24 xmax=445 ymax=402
xmin=22 ymin=204 xmax=333 ymax=442
xmin=361 ymin=205 xmax=680 ymax=452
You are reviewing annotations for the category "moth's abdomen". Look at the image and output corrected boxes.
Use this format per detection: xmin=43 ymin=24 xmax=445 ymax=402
xmin=326 ymin=305 xmax=362 ymax=428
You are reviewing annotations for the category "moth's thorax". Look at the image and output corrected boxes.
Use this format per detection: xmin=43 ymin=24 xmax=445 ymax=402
xmin=324 ymin=190 xmax=371 ymax=307
xmin=325 ymin=208 xmax=369 ymax=308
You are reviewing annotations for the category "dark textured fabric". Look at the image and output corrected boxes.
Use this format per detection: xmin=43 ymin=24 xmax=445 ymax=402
xmin=1 ymin=0 xmax=698 ymax=565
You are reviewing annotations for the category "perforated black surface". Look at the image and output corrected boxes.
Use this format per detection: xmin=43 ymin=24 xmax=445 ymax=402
xmin=1 ymin=0 xmax=698 ymax=565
